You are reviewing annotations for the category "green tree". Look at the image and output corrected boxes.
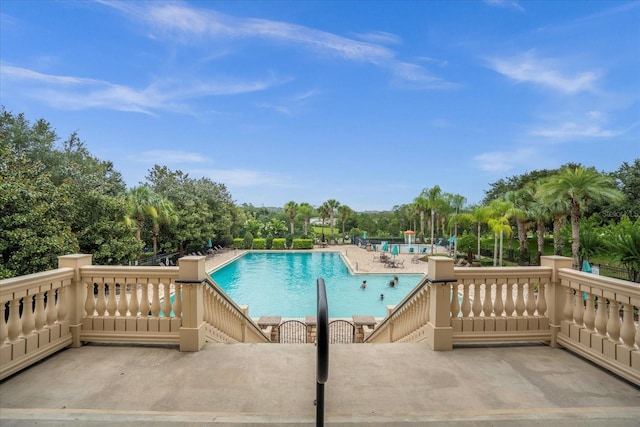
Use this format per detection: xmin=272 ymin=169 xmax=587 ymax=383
xmin=0 ymin=146 xmax=78 ymax=278
xmin=421 ymin=185 xmax=443 ymax=254
xmin=538 ymin=166 xmax=625 ymax=269
xmin=324 ymin=199 xmax=341 ymax=242
xmin=284 ymin=201 xmax=298 ymax=235
xmin=297 ymin=203 xmax=315 ymax=236
xmin=605 ymin=216 xmax=640 ymax=280
xmin=318 ymin=203 xmax=330 ymax=242
xmin=337 ymin=205 xmax=353 ymax=243
xmin=413 ymin=195 xmax=428 ymax=243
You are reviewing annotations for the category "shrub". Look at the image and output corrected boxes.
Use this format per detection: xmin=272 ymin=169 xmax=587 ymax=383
xmin=272 ymin=238 xmax=286 ymax=249
xmin=292 ymin=239 xmax=313 ymax=249
xmin=233 ymin=238 xmax=244 ymax=249
xmin=456 ymin=232 xmax=478 ymax=256
xmin=243 ymin=232 xmax=254 ymax=249
xmin=266 ymin=234 xmax=274 ymax=250
xmin=285 ymin=234 xmax=293 ymax=249
xmin=253 ymin=238 xmax=266 ymax=249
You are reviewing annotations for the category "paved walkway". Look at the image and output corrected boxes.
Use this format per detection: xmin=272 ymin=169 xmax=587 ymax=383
xmin=1 ymin=342 xmax=638 ymax=426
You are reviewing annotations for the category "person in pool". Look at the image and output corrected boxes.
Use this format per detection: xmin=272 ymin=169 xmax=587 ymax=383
xmin=379 ymin=293 xmax=384 ymax=301
xmin=361 ymin=280 xmax=367 ymax=290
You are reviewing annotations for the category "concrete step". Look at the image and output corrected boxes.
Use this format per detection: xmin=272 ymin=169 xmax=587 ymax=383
xmin=1 ymin=342 xmax=639 ymax=426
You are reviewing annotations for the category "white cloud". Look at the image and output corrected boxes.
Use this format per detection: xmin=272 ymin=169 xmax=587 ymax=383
xmin=1 ymin=64 xmax=286 ymax=114
xmin=131 ymin=150 xmax=209 ymax=164
xmin=352 ymin=31 xmax=402 ymax=46
xmin=474 ymin=147 xmax=537 ymax=172
xmin=487 ymin=51 xmax=599 ymax=94
xmin=531 ymin=122 xmax=619 ymax=140
xmin=484 ymin=0 xmax=525 ymax=12
xmin=98 ymin=1 xmax=454 ymax=90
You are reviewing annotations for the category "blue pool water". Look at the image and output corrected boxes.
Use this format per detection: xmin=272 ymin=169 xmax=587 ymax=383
xmin=210 ymin=252 xmax=424 ymax=318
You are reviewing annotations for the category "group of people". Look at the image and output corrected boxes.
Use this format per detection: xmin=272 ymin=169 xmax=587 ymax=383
xmin=360 ymin=276 xmax=399 ymax=300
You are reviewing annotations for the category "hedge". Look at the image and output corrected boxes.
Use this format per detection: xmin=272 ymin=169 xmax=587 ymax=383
xmin=272 ymin=238 xmax=286 ymax=249
xmin=292 ymin=239 xmax=313 ymax=249
xmin=233 ymin=238 xmax=244 ymax=249
xmin=252 ymin=238 xmax=266 ymax=249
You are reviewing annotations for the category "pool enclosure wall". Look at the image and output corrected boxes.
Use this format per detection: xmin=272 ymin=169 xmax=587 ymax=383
xmin=1 ymin=253 xmax=639 ymax=386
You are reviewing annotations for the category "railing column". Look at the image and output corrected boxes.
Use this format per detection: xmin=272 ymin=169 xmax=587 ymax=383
xmin=58 ymin=254 xmax=93 ymax=348
xmin=178 ymin=256 xmax=207 ymax=352
xmin=541 ymin=255 xmax=573 ymax=348
xmin=425 ymin=256 xmax=455 ymax=351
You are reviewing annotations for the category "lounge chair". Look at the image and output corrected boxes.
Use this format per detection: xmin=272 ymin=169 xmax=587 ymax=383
xmin=411 ymin=255 xmax=421 ymax=264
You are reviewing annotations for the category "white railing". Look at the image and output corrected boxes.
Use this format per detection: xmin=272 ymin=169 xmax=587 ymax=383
xmin=1 ymin=254 xmax=269 ymax=380
xmin=365 ymin=256 xmax=639 ymax=386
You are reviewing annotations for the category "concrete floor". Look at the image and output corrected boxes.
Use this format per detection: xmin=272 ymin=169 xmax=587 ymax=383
xmin=1 ymin=342 xmax=639 ymax=426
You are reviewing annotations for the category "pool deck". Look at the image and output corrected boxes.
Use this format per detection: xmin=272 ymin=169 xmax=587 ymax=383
xmin=204 ymin=244 xmax=443 ymax=276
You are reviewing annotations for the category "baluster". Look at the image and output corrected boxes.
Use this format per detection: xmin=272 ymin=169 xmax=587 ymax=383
xmin=450 ymin=283 xmax=460 ymax=318
xmin=472 ymin=283 xmax=482 ymax=317
xmin=7 ymin=299 xmax=22 ymax=342
xmin=150 ymin=283 xmax=161 ymax=317
xmin=57 ymin=285 xmax=67 ymax=321
xmin=515 ymin=282 xmax=525 ymax=316
xmin=482 ymin=283 xmax=493 ymax=317
xmin=606 ymin=300 xmax=621 ymax=342
xmin=425 ymin=289 xmax=431 ymax=323
xmin=461 ymin=283 xmax=471 ymax=317
xmin=162 ymin=282 xmax=172 ymax=317
xmin=129 ymin=283 xmax=139 ymax=316
xmin=85 ymin=282 xmax=96 ymax=316
xmin=0 ymin=302 xmax=8 ymax=345
xmin=173 ymin=283 xmax=182 ymax=318
xmin=536 ymin=282 xmax=547 ymax=316
xmin=106 ymin=283 xmax=117 ymax=316
xmin=573 ymin=289 xmax=584 ymax=327
xmin=525 ymin=283 xmax=537 ymax=316
xmin=635 ymin=307 xmax=640 ymax=349
xmin=45 ymin=290 xmax=57 ymax=327
xmin=117 ymin=283 xmax=129 ymax=316
xmin=505 ymin=282 xmax=515 ymax=316
xmin=21 ymin=295 xmax=35 ymax=337
xmin=583 ymin=294 xmax=595 ymax=331
xmin=139 ymin=282 xmax=150 ymax=317
xmin=494 ymin=283 xmax=504 ymax=317
xmin=595 ymin=297 xmax=608 ymax=335
xmin=619 ymin=303 xmax=635 ymax=348
xmin=95 ymin=282 xmax=107 ymax=316
xmin=563 ymin=287 xmax=573 ymax=322
xmin=35 ymin=292 xmax=46 ymax=331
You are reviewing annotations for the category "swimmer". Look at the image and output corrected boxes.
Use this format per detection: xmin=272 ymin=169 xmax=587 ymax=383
xmin=380 ymin=293 xmax=384 ymax=301
xmin=361 ymin=280 xmax=367 ymax=290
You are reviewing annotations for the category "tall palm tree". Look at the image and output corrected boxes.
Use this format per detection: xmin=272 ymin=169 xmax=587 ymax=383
xmin=324 ymin=199 xmax=340 ymax=243
xmin=413 ymin=195 xmax=428 ymax=243
xmin=337 ymin=205 xmax=352 ymax=243
xmin=317 ymin=203 xmax=331 ymax=242
xmin=489 ymin=198 xmax=512 ymax=266
xmin=297 ymin=202 xmax=315 ymax=236
xmin=126 ymin=186 xmax=158 ymax=242
xmin=471 ymin=205 xmax=492 ymax=258
xmin=447 ymin=193 xmax=467 ymax=257
xmin=150 ymin=196 xmax=178 ymax=257
xmin=504 ymin=188 xmax=534 ymax=258
xmin=421 ymin=185 xmax=442 ymax=254
xmin=284 ymin=201 xmax=298 ymax=235
xmin=538 ymin=166 xmax=624 ymax=269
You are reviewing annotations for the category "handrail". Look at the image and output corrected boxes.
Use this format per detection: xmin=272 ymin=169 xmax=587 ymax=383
xmin=316 ymin=278 xmax=329 ymax=427
xmin=204 ymin=276 xmax=270 ymax=342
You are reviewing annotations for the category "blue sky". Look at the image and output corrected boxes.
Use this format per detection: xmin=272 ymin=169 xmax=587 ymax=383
xmin=2 ymin=1 xmax=639 ymax=211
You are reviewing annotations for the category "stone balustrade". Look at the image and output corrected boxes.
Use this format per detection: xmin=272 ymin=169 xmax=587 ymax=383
xmin=0 ymin=254 xmax=269 ymax=380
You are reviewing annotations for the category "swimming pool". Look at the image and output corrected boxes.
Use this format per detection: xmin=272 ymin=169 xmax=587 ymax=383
xmin=210 ymin=252 xmax=424 ymax=318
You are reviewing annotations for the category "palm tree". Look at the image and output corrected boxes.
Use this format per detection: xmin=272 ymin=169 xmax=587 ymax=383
xmin=150 ymin=196 xmax=178 ymax=257
xmin=284 ymin=201 xmax=298 ymax=235
xmin=337 ymin=205 xmax=353 ymax=243
xmin=413 ymin=195 xmax=428 ymax=243
xmin=297 ymin=203 xmax=315 ymax=236
xmin=421 ymin=185 xmax=442 ymax=255
xmin=317 ymin=203 xmax=331 ymax=242
xmin=538 ymin=166 xmax=624 ymax=269
xmin=471 ymin=205 xmax=492 ymax=258
xmin=489 ymin=198 xmax=512 ymax=266
xmin=504 ymin=187 xmax=534 ymax=259
xmin=447 ymin=193 xmax=467 ymax=257
xmin=126 ymin=186 xmax=158 ymax=242
xmin=324 ymin=199 xmax=341 ymax=243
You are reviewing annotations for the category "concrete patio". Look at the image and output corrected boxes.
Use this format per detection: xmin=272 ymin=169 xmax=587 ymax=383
xmin=1 ymin=341 xmax=639 ymax=426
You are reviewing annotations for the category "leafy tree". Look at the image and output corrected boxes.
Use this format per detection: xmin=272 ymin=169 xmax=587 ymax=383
xmin=612 ymin=159 xmax=640 ymax=221
xmin=538 ymin=166 xmax=625 ymax=269
xmin=413 ymin=195 xmax=428 ymax=243
xmin=0 ymin=146 xmax=78 ymax=278
xmin=577 ymin=218 xmax=605 ymax=265
xmin=421 ymin=185 xmax=443 ymax=254
xmin=317 ymin=203 xmax=330 ymax=242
